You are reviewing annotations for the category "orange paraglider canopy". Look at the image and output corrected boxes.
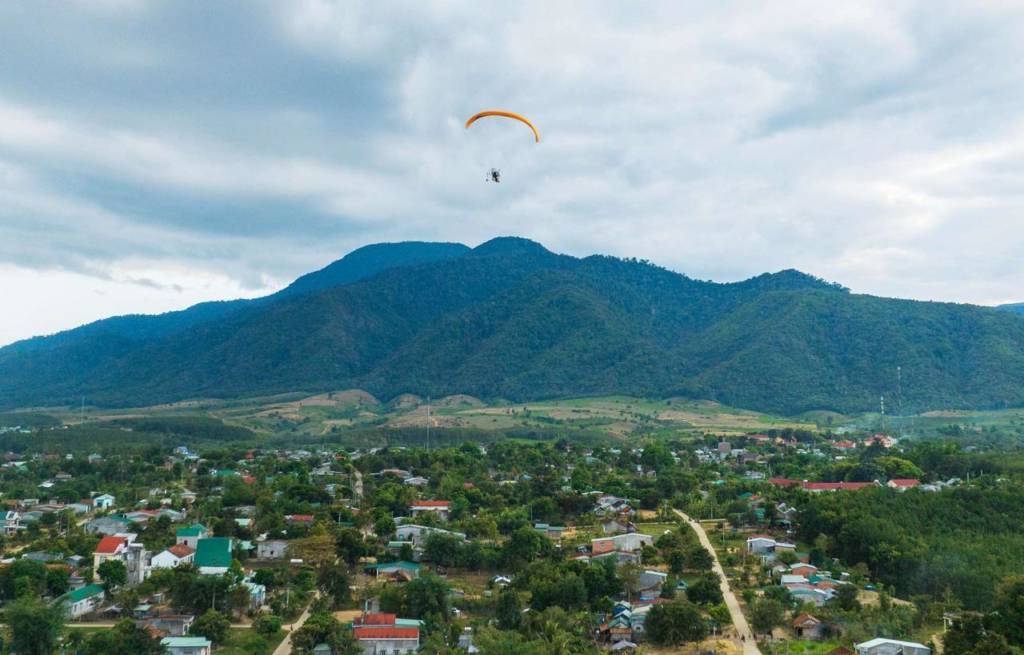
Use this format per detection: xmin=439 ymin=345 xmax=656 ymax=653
xmin=465 ymin=110 xmax=540 ymax=143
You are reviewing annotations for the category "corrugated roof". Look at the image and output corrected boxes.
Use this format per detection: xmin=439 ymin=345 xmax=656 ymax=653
xmin=354 ymin=626 xmax=419 ymax=639
xmin=194 ymin=537 xmax=232 ymax=569
xmin=95 ymin=536 xmax=127 ymax=554
xmin=175 ymin=523 xmax=208 ymax=537
xmin=59 ymin=583 xmax=104 ymax=603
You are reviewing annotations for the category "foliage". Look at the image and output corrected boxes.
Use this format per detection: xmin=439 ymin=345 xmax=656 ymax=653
xmin=750 ymin=598 xmax=785 ymax=636
xmin=82 ymin=618 xmax=164 ymax=654
xmin=686 ymin=573 xmax=724 ymax=605
xmin=290 ymin=612 xmax=360 ymax=655
xmin=6 ymin=595 xmax=65 ymax=655
xmin=191 ymin=609 xmax=232 ymax=644
xmin=7 ymin=238 xmax=1024 ymax=415
xmin=253 ymin=613 xmax=284 ymax=637
xmin=645 ymin=600 xmax=708 ymax=645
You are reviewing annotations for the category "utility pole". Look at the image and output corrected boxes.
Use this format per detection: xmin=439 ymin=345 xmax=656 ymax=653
xmin=426 ymin=396 xmax=431 ymax=450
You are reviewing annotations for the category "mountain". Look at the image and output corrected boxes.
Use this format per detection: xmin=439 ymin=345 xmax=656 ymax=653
xmin=2 ymin=237 xmax=1024 ymax=415
xmin=4 ymin=241 xmax=467 ymax=355
xmin=999 ymin=303 xmax=1024 ymax=315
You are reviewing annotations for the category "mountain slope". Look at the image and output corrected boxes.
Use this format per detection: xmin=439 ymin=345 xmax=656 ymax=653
xmin=999 ymin=302 xmax=1024 ymax=315
xmin=2 ymin=237 xmax=1023 ymax=414
xmin=2 ymin=241 xmax=467 ymax=355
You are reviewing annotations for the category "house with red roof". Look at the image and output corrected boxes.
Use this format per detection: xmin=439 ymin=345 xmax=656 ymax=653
xmin=150 ymin=543 xmax=195 ymax=569
xmin=352 ymin=612 xmax=421 ymax=654
xmin=832 ymin=440 xmax=857 ymax=450
xmin=802 ymin=481 xmax=877 ymax=492
xmin=93 ymin=533 xmax=148 ymax=585
xmin=768 ymin=478 xmax=800 ymax=488
xmin=887 ymin=479 xmax=920 ymax=491
xmin=284 ymin=514 xmax=315 ymax=526
xmin=409 ymin=500 xmax=450 ymax=521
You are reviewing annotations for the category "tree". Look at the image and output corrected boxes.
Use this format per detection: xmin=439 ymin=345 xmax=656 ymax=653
xmin=45 ymin=567 xmax=70 ymax=596
xmin=318 ymin=562 xmax=352 ymax=608
xmin=661 ymin=575 xmax=677 ymax=599
xmin=686 ymin=544 xmax=713 ymax=570
xmin=496 ymin=589 xmax=523 ymax=630
xmin=686 ymin=573 xmax=723 ymax=605
xmin=833 ymin=583 xmax=861 ymax=611
xmin=291 ymin=612 xmax=360 ymax=655
xmin=750 ymin=598 xmax=785 ymax=637
xmin=7 ymin=596 xmax=65 ymax=655
xmin=83 ymin=618 xmax=164 ymax=655
xmin=191 ymin=609 xmax=231 ymax=644
xmin=993 ymin=576 xmax=1024 ymax=646
xmin=97 ymin=559 xmax=128 ymax=591
xmin=253 ymin=613 xmax=283 ymax=637
xmin=404 ymin=573 xmax=451 ymax=621
xmin=645 ymin=601 xmax=708 ymax=645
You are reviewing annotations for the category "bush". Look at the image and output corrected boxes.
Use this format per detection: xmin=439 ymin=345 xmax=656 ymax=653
xmin=253 ymin=613 xmax=283 ymax=637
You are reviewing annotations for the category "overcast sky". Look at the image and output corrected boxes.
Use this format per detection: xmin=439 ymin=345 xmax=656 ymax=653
xmin=2 ymin=1 xmax=1023 ymax=346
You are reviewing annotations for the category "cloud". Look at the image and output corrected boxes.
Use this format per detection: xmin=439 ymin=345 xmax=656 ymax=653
xmin=1 ymin=1 xmax=1024 ymax=345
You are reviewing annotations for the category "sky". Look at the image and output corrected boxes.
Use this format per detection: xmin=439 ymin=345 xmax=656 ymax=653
xmin=2 ymin=1 xmax=1024 ymax=346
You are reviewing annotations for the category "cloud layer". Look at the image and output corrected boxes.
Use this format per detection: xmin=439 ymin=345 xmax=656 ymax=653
xmin=2 ymin=1 xmax=1023 ymax=345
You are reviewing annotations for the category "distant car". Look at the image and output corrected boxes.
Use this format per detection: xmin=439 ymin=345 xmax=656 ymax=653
xmin=864 ymin=584 xmax=876 ymax=590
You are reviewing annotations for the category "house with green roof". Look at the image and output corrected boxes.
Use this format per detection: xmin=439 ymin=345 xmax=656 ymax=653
xmin=161 ymin=636 xmax=212 ymax=655
xmin=175 ymin=523 xmax=209 ymax=549
xmin=194 ymin=537 xmax=232 ymax=575
xmin=365 ymin=561 xmax=421 ymax=580
xmin=57 ymin=583 xmax=104 ymax=618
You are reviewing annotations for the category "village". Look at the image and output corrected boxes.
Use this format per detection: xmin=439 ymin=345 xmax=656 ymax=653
xmin=0 ymin=422 xmax=998 ymax=655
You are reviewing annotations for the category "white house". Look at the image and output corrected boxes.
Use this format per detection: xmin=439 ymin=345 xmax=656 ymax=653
xmin=394 ymin=524 xmax=467 ymax=548
xmin=257 ymin=540 xmax=289 ymax=560
xmin=3 ymin=510 xmax=22 ymax=535
xmin=150 ymin=544 xmax=195 ymax=569
xmin=58 ymin=584 xmax=104 ymax=618
xmin=746 ymin=535 xmax=777 ymax=554
xmin=161 ymin=636 xmax=213 ymax=655
xmin=591 ymin=532 xmax=652 ymax=555
xmin=409 ymin=500 xmax=450 ymax=520
xmin=93 ymin=494 xmax=116 ymax=510
xmin=855 ymin=638 xmax=931 ymax=655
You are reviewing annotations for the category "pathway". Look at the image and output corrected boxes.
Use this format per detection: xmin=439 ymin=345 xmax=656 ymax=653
xmin=271 ymin=594 xmax=318 ymax=655
xmin=675 ymin=509 xmax=762 ymax=655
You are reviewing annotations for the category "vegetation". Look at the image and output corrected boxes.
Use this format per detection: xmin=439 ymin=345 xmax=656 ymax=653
xmin=4 ymin=238 xmax=1024 ymax=415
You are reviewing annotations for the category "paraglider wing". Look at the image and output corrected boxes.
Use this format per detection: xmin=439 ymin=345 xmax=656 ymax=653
xmin=465 ymin=110 xmax=540 ymax=143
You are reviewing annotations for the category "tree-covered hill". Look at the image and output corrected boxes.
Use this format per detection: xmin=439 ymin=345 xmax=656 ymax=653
xmin=2 ymin=237 xmax=1024 ymax=415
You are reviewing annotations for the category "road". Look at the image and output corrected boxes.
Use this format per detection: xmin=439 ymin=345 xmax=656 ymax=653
xmin=271 ymin=594 xmax=317 ymax=655
xmin=675 ymin=509 xmax=762 ymax=655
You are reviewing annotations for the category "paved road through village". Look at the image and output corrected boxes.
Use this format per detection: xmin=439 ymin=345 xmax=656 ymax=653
xmin=674 ymin=509 xmax=762 ymax=655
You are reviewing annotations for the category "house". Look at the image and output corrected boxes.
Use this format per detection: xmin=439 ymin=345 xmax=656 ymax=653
xmin=802 ymin=481 xmax=877 ymax=492
xmin=591 ymin=533 xmax=653 ymax=555
xmin=161 ymin=636 xmax=213 ymax=655
xmin=786 ymin=584 xmax=832 ymax=606
xmin=194 ymin=537 xmax=232 ymax=575
xmin=137 ymin=615 xmax=195 ymax=637
xmin=3 ymin=510 xmax=22 ymax=535
xmin=93 ymin=533 xmax=148 ymax=585
xmin=365 ymin=561 xmax=421 ymax=580
xmin=175 ymin=524 xmax=209 ymax=549
xmin=769 ymin=478 xmax=801 ymax=488
xmin=84 ymin=515 xmax=133 ymax=536
xmin=409 ymin=500 xmax=450 ymax=521
xmin=93 ymin=493 xmax=116 ymax=510
xmin=637 ymin=570 xmax=667 ymax=600
xmin=394 ymin=524 xmax=466 ymax=549
xmin=93 ymin=535 xmax=129 ymax=578
xmin=244 ymin=579 xmax=266 ymax=609
xmin=793 ymin=613 xmax=825 ymax=639
xmin=887 ymin=479 xmax=920 ymax=491
xmin=58 ymin=584 xmax=105 ymax=618
xmin=150 ymin=544 xmax=195 ymax=569
xmin=353 ymin=613 xmax=420 ymax=654
xmin=746 ymin=535 xmax=777 ymax=554
xmin=790 ymin=564 xmax=818 ymax=578
xmin=533 ymin=523 xmax=566 ymax=539
xmin=257 ymin=540 xmax=289 ymax=560
xmin=601 ymin=518 xmax=636 ymax=535
xmin=855 ymin=638 xmax=930 ymax=655
xmin=403 ymin=476 xmax=430 ymax=487
xmin=285 ymin=514 xmax=315 ymax=527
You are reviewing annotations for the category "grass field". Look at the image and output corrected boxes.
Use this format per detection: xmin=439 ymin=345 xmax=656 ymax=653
xmin=217 ymin=628 xmax=285 ymax=655
xmin=22 ymin=388 xmax=1024 ymax=450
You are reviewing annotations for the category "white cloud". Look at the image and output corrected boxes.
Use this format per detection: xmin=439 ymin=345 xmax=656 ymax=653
xmin=1 ymin=1 xmax=1024 ymax=345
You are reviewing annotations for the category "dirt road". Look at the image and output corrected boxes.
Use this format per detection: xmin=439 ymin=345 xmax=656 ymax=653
xmin=674 ymin=509 xmax=762 ymax=655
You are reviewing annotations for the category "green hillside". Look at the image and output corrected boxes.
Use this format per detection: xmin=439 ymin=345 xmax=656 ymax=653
xmin=2 ymin=237 xmax=1024 ymax=415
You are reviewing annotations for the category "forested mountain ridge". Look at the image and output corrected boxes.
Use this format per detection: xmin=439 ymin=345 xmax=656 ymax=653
xmin=2 ymin=237 xmax=1024 ymax=414
xmin=1000 ymin=302 xmax=1024 ymax=314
